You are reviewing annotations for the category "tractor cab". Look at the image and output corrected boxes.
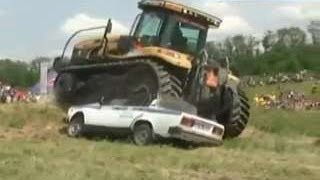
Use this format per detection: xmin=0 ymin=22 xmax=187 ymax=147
xmin=132 ymin=0 xmax=222 ymax=56
xmin=55 ymin=0 xmax=222 ymax=70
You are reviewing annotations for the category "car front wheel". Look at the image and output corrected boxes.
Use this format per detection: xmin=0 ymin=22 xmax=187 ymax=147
xmin=133 ymin=123 xmax=155 ymax=146
xmin=67 ymin=115 xmax=84 ymax=138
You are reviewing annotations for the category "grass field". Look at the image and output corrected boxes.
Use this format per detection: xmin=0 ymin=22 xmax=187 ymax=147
xmin=0 ymin=82 xmax=319 ymax=180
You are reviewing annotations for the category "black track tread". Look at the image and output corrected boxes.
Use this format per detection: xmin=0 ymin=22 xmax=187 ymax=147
xmin=224 ymin=87 xmax=251 ymax=139
xmin=171 ymin=82 xmax=183 ymax=96
xmin=145 ymin=60 xmax=182 ymax=98
xmin=57 ymin=58 xmax=183 ymax=106
xmin=170 ymin=75 xmax=183 ymax=87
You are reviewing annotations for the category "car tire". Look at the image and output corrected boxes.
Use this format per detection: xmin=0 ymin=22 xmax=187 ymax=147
xmin=67 ymin=115 xmax=84 ymax=138
xmin=133 ymin=123 xmax=155 ymax=146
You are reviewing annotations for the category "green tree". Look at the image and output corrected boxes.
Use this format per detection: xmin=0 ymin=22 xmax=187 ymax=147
xmin=0 ymin=59 xmax=39 ymax=87
xmin=262 ymin=30 xmax=278 ymax=52
xmin=277 ymin=27 xmax=306 ymax=48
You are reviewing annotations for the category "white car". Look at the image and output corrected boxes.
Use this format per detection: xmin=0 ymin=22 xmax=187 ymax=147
xmin=66 ymin=101 xmax=225 ymax=146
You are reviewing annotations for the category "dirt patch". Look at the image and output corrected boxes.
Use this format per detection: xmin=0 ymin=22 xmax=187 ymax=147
xmin=314 ymin=139 xmax=320 ymax=146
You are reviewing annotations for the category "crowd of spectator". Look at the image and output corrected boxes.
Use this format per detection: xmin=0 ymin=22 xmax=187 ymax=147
xmin=243 ymin=70 xmax=319 ymax=87
xmin=0 ymin=81 xmax=40 ymax=103
xmin=254 ymin=90 xmax=320 ymax=111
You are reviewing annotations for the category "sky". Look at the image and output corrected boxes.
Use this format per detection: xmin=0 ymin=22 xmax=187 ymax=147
xmin=0 ymin=0 xmax=319 ymax=61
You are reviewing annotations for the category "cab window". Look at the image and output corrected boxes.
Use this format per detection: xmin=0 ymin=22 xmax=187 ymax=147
xmin=134 ymin=12 xmax=164 ymax=46
xmin=178 ymin=23 xmax=202 ymax=54
xmin=162 ymin=16 xmax=206 ymax=55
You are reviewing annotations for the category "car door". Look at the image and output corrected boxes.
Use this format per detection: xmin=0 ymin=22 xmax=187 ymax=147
xmin=84 ymin=106 xmax=110 ymax=126
xmin=106 ymin=106 xmax=137 ymax=128
xmin=86 ymin=105 xmax=135 ymax=128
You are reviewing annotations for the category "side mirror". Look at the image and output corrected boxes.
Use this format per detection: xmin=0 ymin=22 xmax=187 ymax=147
xmin=101 ymin=19 xmax=113 ymax=53
xmin=106 ymin=19 xmax=112 ymax=34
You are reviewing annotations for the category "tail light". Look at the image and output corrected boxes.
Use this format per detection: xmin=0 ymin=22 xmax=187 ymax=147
xmin=212 ymin=127 xmax=224 ymax=136
xmin=181 ymin=117 xmax=195 ymax=127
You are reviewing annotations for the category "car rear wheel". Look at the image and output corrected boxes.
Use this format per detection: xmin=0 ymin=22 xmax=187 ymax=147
xmin=133 ymin=123 xmax=155 ymax=146
xmin=68 ymin=115 xmax=84 ymax=138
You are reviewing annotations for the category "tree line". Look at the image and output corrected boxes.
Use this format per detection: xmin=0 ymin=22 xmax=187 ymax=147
xmin=0 ymin=58 xmax=49 ymax=88
xmin=206 ymin=26 xmax=320 ymax=76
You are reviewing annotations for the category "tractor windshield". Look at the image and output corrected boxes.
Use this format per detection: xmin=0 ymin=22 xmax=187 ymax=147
xmin=163 ymin=18 xmax=206 ymax=55
xmin=133 ymin=11 xmax=207 ymax=55
xmin=134 ymin=12 xmax=164 ymax=47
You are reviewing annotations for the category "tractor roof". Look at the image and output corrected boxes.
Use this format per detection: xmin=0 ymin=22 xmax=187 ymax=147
xmin=138 ymin=0 xmax=222 ymax=28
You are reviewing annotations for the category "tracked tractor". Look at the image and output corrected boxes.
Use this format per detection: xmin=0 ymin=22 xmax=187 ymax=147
xmin=53 ymin=0 xmax=250 ymax=138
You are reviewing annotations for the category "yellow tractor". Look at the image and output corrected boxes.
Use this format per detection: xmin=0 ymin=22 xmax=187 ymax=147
xmin=54 ymin=0 xmax=250 ymax=138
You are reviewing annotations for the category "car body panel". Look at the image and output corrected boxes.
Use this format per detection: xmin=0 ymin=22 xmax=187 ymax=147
xmin=67 ymin=103 xmax=224 ymax=144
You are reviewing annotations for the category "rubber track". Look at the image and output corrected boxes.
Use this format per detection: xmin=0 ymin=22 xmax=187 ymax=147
xmin=57 ymin=58 xmax=182 ymax=105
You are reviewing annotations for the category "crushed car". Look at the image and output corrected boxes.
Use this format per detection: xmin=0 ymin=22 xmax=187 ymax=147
xmin=66 ymin=99 xmax=225 ymax=146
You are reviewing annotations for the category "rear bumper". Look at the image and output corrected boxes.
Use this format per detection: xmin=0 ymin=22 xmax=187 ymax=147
xmin=168 ymin=126 xmax=223 ymax=146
